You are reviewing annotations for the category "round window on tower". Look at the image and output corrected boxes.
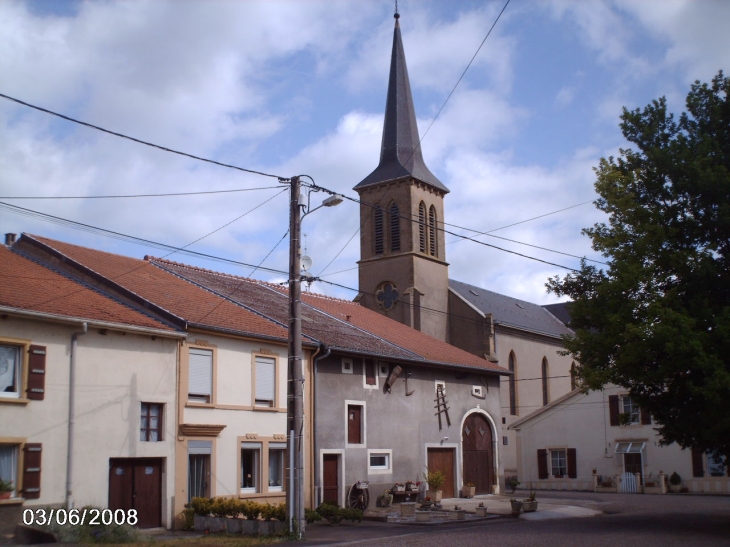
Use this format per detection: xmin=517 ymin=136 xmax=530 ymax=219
xmin=375 ymin=282 xmax=400 ymax=311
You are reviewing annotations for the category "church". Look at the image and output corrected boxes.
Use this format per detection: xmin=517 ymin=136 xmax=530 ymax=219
xmin=353 ymin=11 xmax=577 ymax=487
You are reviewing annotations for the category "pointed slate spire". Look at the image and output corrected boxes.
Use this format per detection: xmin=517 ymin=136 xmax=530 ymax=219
xmin=354 ymin=12 xmax=448 ymax=193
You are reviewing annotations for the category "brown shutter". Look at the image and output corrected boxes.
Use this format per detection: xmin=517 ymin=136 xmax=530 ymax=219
xmin=537 ymin=449 xmax=548 ymax=480
xmin=22 ymin=443 xmax=42 ymax=499
xmin=365 ymin=359 xmax=376 ymax=385
xmin=609 ymin=395 xmax=620 ymax=426
xmin=567 ymin=448 xmax=577 ymax=478
xmin=640 ymin=407 xmax=651 ymax=425
xmin=691 ymin=447 xmax=704 ymax=477
xmin=26 ymin=345 xmax=47 ymax=401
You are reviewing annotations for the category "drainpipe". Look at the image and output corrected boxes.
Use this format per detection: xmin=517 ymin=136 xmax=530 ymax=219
xmin=66 ymin=322 xmax=87 ymax=510
xmin=312 ymin=344 xmax=330 ymax=508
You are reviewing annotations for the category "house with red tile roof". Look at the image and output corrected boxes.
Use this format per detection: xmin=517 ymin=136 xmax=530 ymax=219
xmin=0 ymin=239 xmax=185 ymax=532
xmin=8 ymin=232 xmax=508 ymax=520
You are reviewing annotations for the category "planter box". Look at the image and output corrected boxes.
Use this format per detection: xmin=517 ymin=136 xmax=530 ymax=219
xmin=415 ymin=511 xmax=431 ymax=522
xmin=193 ymin=515 xmax=286 ymax=536
xmin=510 ymin=501 xmax=523 ymax=514
xmin=475 ymin=506 xmax=488 ymax=517
xmin=400 ymin=503 xmax=417 ymax=517
xmin=462 ymin=486 xmax=475 ymax=498
xmin=522 ymin=501 xmax=538 ymax=512
xmin=426 ymin=489 xmax=442 ymax=502
xmin=393 ymin=486 xmax=406 ymax=493
xmin=449 ymin=510 xmax=466 ymax=520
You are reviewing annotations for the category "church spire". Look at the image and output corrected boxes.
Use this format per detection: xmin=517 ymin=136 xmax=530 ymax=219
xmin=354 ymin=11 xmax=448 ymax=193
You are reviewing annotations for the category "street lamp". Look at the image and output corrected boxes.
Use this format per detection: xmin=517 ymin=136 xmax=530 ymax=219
xmin=285 ymin=175 xmax=341 ymax=538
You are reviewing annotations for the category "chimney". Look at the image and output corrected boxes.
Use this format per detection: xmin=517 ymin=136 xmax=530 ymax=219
xmin=5 ymin=233 xmax=17 ymax=246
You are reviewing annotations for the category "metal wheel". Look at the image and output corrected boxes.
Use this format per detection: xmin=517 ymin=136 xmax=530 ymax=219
xmin=347 ymin=483 xmax=370 ymax=510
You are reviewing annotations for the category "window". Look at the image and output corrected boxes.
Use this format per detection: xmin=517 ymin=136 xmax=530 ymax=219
xmin=621 ymin=396 xmax=640 ymax=425
xmin=368 ymin=449 xmax=392 ymax=473
xmin=541 ymin=357 xmax=549 ymax=406
xmin=188 ymin=348 xmax=213 ymax=403
xmin=140 ymin=403 xmax=163 ymax=441
xmin=389 ymin=203 xmax=400 ymax=252
xmin=428 ymin=206 xmax=437 ymax=257
xmin=241 ymin=443 xmax=261 ymax=493
xmin=0 ymin=445 xmax=18 ymax=497
xmin=378 ymin=362 xmax=389 ymax=378
xmin=347 ymin=403 xmax=364 ymax=445
xmin=508 ymin=351 xmax=517 ymax=415
xmin=188 ymin=441 xmax=211 ymax=502
xmin=435 ymin=380 xmax=446 ymax=394
xmin=268 ymin=443 xmax=286 ymax=491
xmin=551 ymin=449 xmax=567 ymax=477
xmin=254 ymin=355 xmax=276 ymax=407
xmin=341 ymin=358 xmax=353 ymax=374
xmin=0 ymin=345 xmax=21 ymax=399
xmin=418 ymin=202 xmax=427 ymax=253
xmin=374 ymin=206 xmax=384 ymax=255
xmin=363 ymin=359 xmax=377 ymax=388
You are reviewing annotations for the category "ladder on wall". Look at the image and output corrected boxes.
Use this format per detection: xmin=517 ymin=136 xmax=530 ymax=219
xmin=434 ymin=384 xmax=451 ymax=430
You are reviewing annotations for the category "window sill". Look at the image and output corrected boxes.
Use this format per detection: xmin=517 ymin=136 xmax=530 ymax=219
xmin=186 ymin=402 xmax=215 ymax=409
xmin=238 ymin=492 xmax=286 ymax=499
xmin=0 ymin=398 xmax=30 ymax=405
xmin=0 ymin=497 xmax=25 ymax=506
xmin=252 ymin=406 xmax=284 ymax=413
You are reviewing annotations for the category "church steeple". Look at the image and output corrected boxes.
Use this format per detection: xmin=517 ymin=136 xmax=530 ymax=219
xmin=354 ymin=12 xmax=448 ymax=193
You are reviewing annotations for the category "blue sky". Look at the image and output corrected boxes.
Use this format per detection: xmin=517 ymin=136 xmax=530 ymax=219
xmin=1 ymin=0 xmax=728 ymax=305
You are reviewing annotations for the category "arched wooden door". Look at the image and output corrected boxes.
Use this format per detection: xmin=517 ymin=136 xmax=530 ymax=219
xmin=462 ymin=413 xmax=494 ymax=495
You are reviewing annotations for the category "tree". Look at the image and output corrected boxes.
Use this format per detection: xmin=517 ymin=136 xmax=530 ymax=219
xmin=547 ymin=72 xmax=730 ymax=459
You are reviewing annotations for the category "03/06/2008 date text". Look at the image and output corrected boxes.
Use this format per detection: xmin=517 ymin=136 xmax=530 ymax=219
xmin=23 ymin=508 xmax=138 ymax=527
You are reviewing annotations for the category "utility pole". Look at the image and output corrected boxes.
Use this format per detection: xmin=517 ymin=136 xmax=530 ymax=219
xmin=286 ymin=175 xmax=305 ymax=538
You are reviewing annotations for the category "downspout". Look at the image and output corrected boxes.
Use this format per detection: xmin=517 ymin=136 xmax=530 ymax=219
xmin=66 ymin=322 xmax=87 ymax=510
xmin=312 ymin=344 xmax=330 ymax=508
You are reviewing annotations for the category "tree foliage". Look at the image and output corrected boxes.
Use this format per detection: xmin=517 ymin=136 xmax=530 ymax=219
xmin=547 ymin=72 xmax=730 ymax=458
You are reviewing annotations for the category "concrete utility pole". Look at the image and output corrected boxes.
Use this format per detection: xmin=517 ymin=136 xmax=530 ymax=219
xmin=286 ymin=175 xmax=305 ymax=538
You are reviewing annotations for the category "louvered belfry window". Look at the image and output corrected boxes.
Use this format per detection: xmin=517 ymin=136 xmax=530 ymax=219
xmin=428 ymin=206 xmax=437 ymax=257
xmin=418 ymin=202 xmax=427 ymax=253
xmin=389 ymin=202 xmax=400 ymax=252
xmin=374 ymin=206 xmax=384 ymax=255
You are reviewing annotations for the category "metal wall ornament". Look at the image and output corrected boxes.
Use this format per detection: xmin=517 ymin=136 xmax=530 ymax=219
xmin=376 ymin=282 xmax=400 ymax=310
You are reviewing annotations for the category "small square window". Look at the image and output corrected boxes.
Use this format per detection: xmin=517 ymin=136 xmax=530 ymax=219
xmin=378 ymin=362 xmax=389 ymax=377
xmin=140 ymin=403 xmax=163 ymax=442
xmin=367 ymin=449 xmax=392 ymax=474
xmin=435 ymin=381 xmax=446 ymax=394
xmin=342 ymin=358 xmax=353 ymax=374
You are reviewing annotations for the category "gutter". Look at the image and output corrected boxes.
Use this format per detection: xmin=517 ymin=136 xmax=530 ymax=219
xmin=66 ymin=322 xmax=87 ymax=509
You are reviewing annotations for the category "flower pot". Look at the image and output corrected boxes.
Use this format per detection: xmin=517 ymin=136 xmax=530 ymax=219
xmin=475 ymin=506 xmax=488 ymax=517
xmin=669 ymin=484 xmax=682 ymax=493
xmin=462 ymin=486 xmax=475 ymax=498
xmin=449 ymin=510 xmax=466 ymax=520
xmin=426 ymin=489 xmax=442 ymax=502
xmin=0 ymin=492 xmax=11 ymax=500
xmin=522 ymin=500 xmax=538 ymax=512
xmin=510 ymin=500 xmax=523 ymax=514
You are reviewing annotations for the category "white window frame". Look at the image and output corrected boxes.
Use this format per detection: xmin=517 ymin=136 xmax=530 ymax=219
xmin=254 ymin=355 xmax=276 ymax=408
xmin=268 ymin=442 xmax=286 ymax=491
xmin=345 ymin=399 xmax=366 ymax=448
xmin=341 ymin=358 xmax=353 ymax=374
xmin=550 ymin=448 xmax=567 ymax=477
xmin=621 ymin=395 xmax=640 ymax=425
xmin=614 ymin=442 xmax=646 ymax=454
xmin=0 ymin=444 xmax=19 ymax=497
xmin=367 ymin=449 xmax=392 ymax=474
xmin=378 ymin=362 xmax=390 ymax=378
xmin=435 ymin=380 xmax=446 ymax=394
xmin=240 ymin=442 xmax=261 ymax=494
xmin=0 ymin=344 xmax=22 ymax=399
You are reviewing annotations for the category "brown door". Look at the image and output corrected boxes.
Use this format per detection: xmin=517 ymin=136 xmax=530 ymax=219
xmin=322 ymin=454 xmax=339 ymax=504
xmin=462 ymin=413 xmax=494 ymax=494
xmin=109 ymin=459 xmax=162 ymax=528
xmin=427 ymin=448 xmax=455 ymax=498
xmin=347 ymin=405 xmax=362 ymax=444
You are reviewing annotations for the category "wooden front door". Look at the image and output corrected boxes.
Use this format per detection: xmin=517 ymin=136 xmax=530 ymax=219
xmin=322 ymin=454 xmax=339 ymax=504
xmin=427 ymin=448 xmax=455 ymax=498
xmin=109 ymin=458 xmax=162 ymax=528
xmin=462 ymin=413 xmax=494 ymax=495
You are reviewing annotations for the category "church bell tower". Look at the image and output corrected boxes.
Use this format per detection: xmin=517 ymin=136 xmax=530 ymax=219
xmin=354 ymin=11 xmax=449 ymax=342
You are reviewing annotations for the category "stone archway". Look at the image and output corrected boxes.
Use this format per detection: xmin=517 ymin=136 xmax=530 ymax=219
xmin=462 ymin=413 xmax=494 ymax=495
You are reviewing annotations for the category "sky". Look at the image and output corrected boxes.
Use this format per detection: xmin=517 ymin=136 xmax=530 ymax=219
xmin=1 ymin=0 xmax=728 ymax=306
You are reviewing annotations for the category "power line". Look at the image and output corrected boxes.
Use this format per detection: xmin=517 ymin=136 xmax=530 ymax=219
xmin=0 ymin=92 xmax=283 ymax=180
xmin=0 ymin=186 xmax=283 ymax=200
xmin=249 ymin=230 xmax=289 ymax=277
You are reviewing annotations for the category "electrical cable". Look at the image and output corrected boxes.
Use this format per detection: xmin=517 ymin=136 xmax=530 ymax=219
xmin=0 ymin=92 xmax=283 ymax=180
xmin=0 ymin=186 xmax=283 ymax=200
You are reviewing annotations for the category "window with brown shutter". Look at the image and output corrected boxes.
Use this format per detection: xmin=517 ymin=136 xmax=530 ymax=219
xmin=27 ymin=345 xmax=47 ymax=401
xmin=608 ymin=395 xmax=620 ymax=426
xmin=567 ymin=448 xmax=577 ymax=478
xmin=347 ymin=405 xmax=363 ymax=444
xmin=22 ymin=443 xmax=42 ymax=499
xmin=640 ymin=407 xmax=651 ymax=425
xmin=692 ymin=447 xmax=704 ymax=477
xmin=364 ymin=359 xmax=376 ymax=386
xmin=537 ymin=449 xmax=548 ymax=479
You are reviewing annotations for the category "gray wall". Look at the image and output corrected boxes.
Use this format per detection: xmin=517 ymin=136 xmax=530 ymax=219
xmin=314 ymin=353 xmax=503 ymax=508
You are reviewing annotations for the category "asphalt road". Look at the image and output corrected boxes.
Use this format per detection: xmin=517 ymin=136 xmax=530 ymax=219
xmin=287 ymin=491 xmax=730 ymax=547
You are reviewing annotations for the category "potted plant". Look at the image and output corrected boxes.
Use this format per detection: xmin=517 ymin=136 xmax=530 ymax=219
xmin=522 ymin=491 xmax=538 ymax=512
xmin=422 ymin=469 xmax=446 ymax=503
xmin=510 ymin=498 xmax=523 ymax=515
xmin=462 ymin=482 xmax=475 ymax=498
xmin=0 ymin=479 xmax=14 ymax=500
xmin=475 ymin=502 xmax=488 ymax=517
xmin=669 ymin=472 xmax=682 ymax=493
xmin=379 ymin=490 xmax=393 ymax=507
xmin=506 ymin=475 xmax=520 ymax=493
xmin=392 ymin=482 xmax=405 ymax=493
xmin=405 ymin=480 xmax=416 ymax=492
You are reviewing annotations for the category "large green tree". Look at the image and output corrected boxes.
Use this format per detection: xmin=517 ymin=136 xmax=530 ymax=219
xmin=547 ymin=72 xmax=730 ymax=458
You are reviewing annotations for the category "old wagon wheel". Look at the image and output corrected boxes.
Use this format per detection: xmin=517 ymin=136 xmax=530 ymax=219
xmin=347 ymin=483 xmax=370 ymax=510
